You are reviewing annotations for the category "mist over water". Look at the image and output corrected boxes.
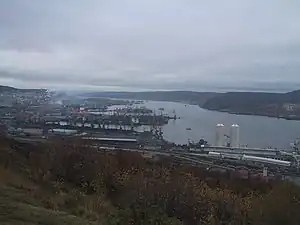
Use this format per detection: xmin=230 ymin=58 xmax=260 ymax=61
xmin=141 ymin=101 xmax=300 ymax=149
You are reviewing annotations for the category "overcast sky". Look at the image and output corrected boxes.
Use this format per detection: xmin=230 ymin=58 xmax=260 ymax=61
xmin=0 ymin=0 xmax=300 ymax=91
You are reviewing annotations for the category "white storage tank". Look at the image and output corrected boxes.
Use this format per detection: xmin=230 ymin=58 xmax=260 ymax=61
xmin=215 ymin=124 xmax=225 ymax=147
xmin=230 ymin=124 xmax=240 ymax=148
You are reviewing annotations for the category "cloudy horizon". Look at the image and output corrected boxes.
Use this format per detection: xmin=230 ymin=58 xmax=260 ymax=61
xmin=0 ymin=0 xmax=300 ymax=91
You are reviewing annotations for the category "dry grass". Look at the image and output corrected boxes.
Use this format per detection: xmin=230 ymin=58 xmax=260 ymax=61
xmin=1 ymin=137 xmax=300 ymax=225
xmin=0 ymin=167 xmax=99 ymax=225
xmin=0 ymin=199 xmax=96 ymax=225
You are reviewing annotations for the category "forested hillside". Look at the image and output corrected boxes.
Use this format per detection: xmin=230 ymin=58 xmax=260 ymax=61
xmin=203 ymin=90 xmax=300 ymax=118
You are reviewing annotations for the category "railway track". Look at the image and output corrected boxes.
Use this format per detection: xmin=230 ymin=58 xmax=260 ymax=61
xmin=11 ymin=136 xmax=300 ymax=176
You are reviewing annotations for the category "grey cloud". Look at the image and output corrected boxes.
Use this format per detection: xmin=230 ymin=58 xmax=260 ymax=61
xmin=0 ymin=0 xmax=300 ymax=90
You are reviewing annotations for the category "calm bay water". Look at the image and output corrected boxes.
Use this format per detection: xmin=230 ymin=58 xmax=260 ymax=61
xmin=141 ymin=101 xmax=300 ymax=149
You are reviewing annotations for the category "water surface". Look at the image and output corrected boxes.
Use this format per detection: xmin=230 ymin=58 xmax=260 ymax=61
xmin=141 ymin=101 xmax=300 ymax=149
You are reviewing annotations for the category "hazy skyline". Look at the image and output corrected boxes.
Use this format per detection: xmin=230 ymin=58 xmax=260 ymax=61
xmin=0 ymin=0 xmax=300 ymax=91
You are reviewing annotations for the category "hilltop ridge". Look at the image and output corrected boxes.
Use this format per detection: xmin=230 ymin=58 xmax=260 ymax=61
xmin=0 ymin=85 xmax=45 ymax=93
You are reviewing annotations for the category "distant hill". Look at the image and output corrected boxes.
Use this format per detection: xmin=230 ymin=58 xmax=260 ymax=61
xmin=82 ymin=89 xmax=300 ymax=120
xmin=285 ymin=89 xmax=300 ymax=102
xmin=203 ymin=90 xmax=300 ymax=109
xmin=0 ymin=85 xmax=17 ymax=92
xmin=0 ymin=85 xmax=44 ymax=93
xmin=203 ymin=92 xmax=284 ymax=110
xmin=203 ymin=89 xmax=300 ymax=119
xmin=81 ymin=91 xmax=220 ymax=106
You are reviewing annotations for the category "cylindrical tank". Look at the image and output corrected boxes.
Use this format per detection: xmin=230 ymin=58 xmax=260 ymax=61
xmin=215 ymin=124 xmax=225 ymax=147
xmin=230 ymin=124 xmax=240 ymax=148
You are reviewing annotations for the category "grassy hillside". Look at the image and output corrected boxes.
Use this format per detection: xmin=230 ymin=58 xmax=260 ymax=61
xmin=1 ymin=136 xmax=300 ymax=224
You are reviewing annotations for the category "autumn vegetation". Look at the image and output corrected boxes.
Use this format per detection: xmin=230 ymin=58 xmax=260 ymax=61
xmin=0 ymin=136 xmax=300 ymax=225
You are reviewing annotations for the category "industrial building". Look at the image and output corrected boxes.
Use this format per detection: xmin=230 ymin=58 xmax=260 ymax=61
xmin=82 ymin=136 xmax=138 ymax=148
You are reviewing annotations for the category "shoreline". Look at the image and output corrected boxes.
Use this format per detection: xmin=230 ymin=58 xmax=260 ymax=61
xmin=200 ymin=107 xmax=300 ymax=121
xmin=91 ymin=96 xmax=300 ymax=122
